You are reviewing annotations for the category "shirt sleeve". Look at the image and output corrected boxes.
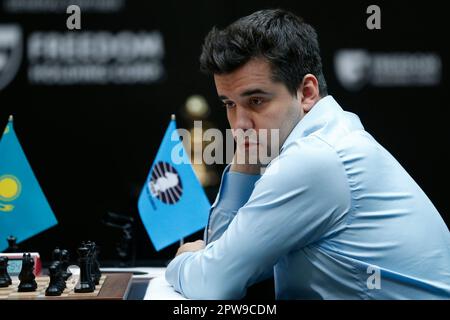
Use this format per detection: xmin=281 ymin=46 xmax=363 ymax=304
xmin=166 ymin=139 xmax=351 ymax=299
xmin=204 ymin=165 xmax=261 ymax=244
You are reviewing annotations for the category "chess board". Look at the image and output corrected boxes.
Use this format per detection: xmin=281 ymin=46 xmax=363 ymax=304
xmin=0 ymin=273 xmax=132 ymax=300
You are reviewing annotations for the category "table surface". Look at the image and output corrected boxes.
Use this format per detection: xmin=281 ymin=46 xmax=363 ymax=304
xmin=144 ymin=276 xmax=186 ymax=300
xmin=101 ymin=267 xmax=186 ymax=300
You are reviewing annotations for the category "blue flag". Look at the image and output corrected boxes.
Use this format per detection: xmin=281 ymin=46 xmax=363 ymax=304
xmin=0 ymin=116 xmax=58 ymax=251
xmin=138 ymin=116 xmax=210 ymax=251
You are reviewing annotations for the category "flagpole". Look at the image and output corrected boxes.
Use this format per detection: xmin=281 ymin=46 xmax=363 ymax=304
xmin=173 ymin=113 xmax=184 ymax=246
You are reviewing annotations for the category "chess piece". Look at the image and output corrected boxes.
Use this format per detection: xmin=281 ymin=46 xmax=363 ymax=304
xmin=0 ymin=256 xmax=12 ymax=287
xmin=117 ymin=223 xmax=133 ymax=267
xmin=54 ymin=261 xmax=66 ymax=291
xmin=4 ymin=236 xmax=19 ymax=253
xmin=52 ymin=247 xmax=62 ymax=262
xmin=102 ymin=212 xmax=136 ymax=267
xmin=45 ymin=261 xmax=66 ymax=296
xmin=74 ymin=245 xmax=95 ymax=293
xmin=51 ymin=247 xmax=71 ymax=281
xmin=92 ymin=244 xmax=101 ymax=285
xmin=85 ymin=241 xmax=94 ymax=285
xmin=86 ymin=241 xmax=101 ymax=285
xmin=45 ymin=264 xmax=62 ymax=296
xmin=18 ymin=253 xmax=37 ymax=292
xmin=60 ymin=249 xmax=72 ymax=280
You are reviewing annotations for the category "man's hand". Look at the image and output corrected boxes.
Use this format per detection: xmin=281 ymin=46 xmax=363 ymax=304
xmin=176 ymin=240 xmax=205 ymax=257
xmin=230 ymin=147 xmax=263 ymax=175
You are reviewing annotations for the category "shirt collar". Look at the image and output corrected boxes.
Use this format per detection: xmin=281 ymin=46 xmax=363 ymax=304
xmin=280 ymin=95 xmax=353 ymax=152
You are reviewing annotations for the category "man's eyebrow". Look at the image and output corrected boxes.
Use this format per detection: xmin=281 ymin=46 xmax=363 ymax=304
xmin=240 ymin=88 xmax=271 ymax=97
xmin=218 ymin=89 xmax=271 ymax=100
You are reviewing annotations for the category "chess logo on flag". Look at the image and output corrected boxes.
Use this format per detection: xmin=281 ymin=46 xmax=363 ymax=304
xmin=148 ymin=161 xmax=183 ymax=204
xmin=0 ymin=174 xmax=21 ymax=212
xmin=138 ymin=116 xmax=210 ymax=251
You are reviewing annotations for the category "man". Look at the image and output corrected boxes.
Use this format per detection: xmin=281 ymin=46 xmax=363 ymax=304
xmin=165 ymin=9 xmax=450 ymax=299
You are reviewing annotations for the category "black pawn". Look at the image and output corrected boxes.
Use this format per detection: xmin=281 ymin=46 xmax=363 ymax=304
xmin=4 ymin=236 xmax=19 ymax=253
xmin=74 ymin=246 xmax=95 ymax=293
xmin=45 ymin=263 xmax=64 ymax=296
xmin=60 ymin=249 xmax=72 ymax=281
xmin=0 ymin=256 xmax=12 ymax=287
xmin=18 ymin=253 xmax=37 ymax=292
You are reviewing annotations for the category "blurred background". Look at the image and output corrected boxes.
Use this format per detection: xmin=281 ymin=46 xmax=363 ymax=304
xmin=0 ymin=0 xmax=448 ymax=266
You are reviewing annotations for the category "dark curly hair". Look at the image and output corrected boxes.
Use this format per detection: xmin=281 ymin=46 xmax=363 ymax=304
xmin=200 ymin=9 xmax=327 ymax=96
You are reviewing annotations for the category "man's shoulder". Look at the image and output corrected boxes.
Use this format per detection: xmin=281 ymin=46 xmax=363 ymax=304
xmin=282 ymin=133 xmax=339 ymax=160
xmin=257 ymin=133 xmax=352 ymax=209
xmin=284 ymin=120 xmax=377 ymax=162
xmin=264 ymin=135 xmax=345 ymax=182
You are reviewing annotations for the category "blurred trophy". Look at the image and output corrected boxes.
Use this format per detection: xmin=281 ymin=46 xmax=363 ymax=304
xmin=181 ymin=95 xmax=219 ymax=187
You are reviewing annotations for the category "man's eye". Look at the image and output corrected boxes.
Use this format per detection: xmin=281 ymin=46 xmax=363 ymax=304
xmin=223 ymin=101 xmax=235 ymax=109
xmin=249 ymin=97 xmax=264 ymax=106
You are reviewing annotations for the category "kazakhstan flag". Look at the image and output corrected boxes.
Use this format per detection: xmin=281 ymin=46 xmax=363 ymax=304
xmin=138 ymin=116 xmax=210 ymax=251
xmin=0 ymin=116 xmax=57 ymax=251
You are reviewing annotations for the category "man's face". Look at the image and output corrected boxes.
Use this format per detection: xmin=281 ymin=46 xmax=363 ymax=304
xmin=214 ymin=58 xmax=303 ymax=163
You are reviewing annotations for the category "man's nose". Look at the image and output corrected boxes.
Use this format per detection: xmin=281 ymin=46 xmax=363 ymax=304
xmin=234 ymin=105 xmax=254 ymax=131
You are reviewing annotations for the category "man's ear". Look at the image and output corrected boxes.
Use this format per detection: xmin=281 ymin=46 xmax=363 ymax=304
xmin=297 ymin=74 xmax=320 ymax=114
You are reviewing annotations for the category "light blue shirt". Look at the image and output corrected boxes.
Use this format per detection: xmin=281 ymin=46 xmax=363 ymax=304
xmin=166 ymin=95 xmax=450 ymax=299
